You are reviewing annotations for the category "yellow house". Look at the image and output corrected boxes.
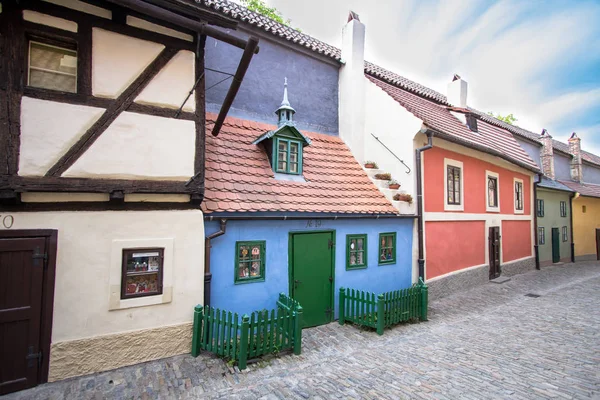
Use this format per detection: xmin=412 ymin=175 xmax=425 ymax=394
xmin=558 ymin=133 xmax=600 ymax=261
xmin=568 ymin=187 xmax=600 ymax=261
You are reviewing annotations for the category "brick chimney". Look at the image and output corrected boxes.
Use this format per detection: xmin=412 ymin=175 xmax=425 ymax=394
xmin=447 ymin=74 xmax=467 ymax=108
xmin=568 ymin=132 xmax=582 ymax=182
xmin=539 ymin=129 xmax=554 ymax=180
xmin=339 ymin=10 xmax=366 ymax=161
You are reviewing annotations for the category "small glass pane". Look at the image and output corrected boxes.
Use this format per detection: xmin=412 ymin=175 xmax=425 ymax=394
xmin=357 ymin=251 xmax=364 ymax=265
xmin=350 ymin=253 xmax=356 ymax=265
xmin=278 ymin=160 xmax=287 ymax=171
xmin=290 ymin=142 xmax=299 ymax=153
xmin=278 ymin=140 xmax=287 ymax=152
xmin=290 ymin=152 xmax=298 ymax=163
xmin=350 ymin=239 xmax=356 ymax=250
xmin=29 ymin=42 xmax=77 ymax=93
xmin=290 ymin=162 xmax=298 ymax=173
xmin=122 ymin=249 xmax=163 ymax=299
xmin=239 ymin=262 xmax=250 ymax=278
xmin=239 ymin=245 xmax=250 ymax=261
xmin=357 ymin=238 xmax=363 ymax=251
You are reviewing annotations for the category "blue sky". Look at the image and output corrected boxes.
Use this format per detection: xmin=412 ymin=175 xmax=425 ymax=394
xmin=266 ymin=0 xmax=600 ymax=154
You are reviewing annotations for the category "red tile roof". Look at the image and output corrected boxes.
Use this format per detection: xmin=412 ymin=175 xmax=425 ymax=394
xmin=558 ymin=180 xmax=600 ymax=198
xmin=202 ymin=113 xmax=398 ymax=215
xmin=366 ymin=76 xmax=540 ymax=172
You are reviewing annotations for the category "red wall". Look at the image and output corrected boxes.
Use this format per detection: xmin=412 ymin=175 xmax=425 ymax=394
xmin=423 ymin=147 xmax=531 ymax=215
xmin=425 ymin=221 xmax=486 ymax=279
xmin=502 ymin=220 xmax=532 ymax=262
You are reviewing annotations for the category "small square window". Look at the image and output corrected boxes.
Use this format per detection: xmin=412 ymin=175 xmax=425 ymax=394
xmin=562 ymin=226 xmax=568 ymax=242
xmin=346 ymin=234 xmax=367 ymax=270
xmin=538 ymin=227 xmax=545 ymax=245
xmin=121 ymin=248 xmax=164 ymax=299
xmin=378 ymin=232 xmax=396 ymax=265
xmin=28 ymin=40 xmax=77 ymax=93
xmin=537 ymin=199 xmax=545 ymax=217
xmin=560 ymin=201 xmax=567 ymax=217
xmin=235 ymin=241 xmax=266 ymax=283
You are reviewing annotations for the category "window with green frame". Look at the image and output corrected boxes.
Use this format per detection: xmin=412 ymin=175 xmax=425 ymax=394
xmin=275 ymin=137 xmax=302 ymax=174
xmin=346 ymin=234 xmax=367 ymax=269
xmin=235 ymin=241 xmax=266 ymax=284
xmin=378 ymin=232 xmax=396 ymax=265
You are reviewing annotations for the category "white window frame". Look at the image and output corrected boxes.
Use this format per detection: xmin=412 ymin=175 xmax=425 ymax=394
xmin=444 ymin=158 xmax=464 ymax=211
xmin=513 ymin=178 xmax=524 ymax=214
xmin=485 ymin=170 xmax=500 ymax=213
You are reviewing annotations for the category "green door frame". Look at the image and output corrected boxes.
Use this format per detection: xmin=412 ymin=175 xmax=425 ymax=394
xmin=288 ymin=230 xmax=336 ymax=323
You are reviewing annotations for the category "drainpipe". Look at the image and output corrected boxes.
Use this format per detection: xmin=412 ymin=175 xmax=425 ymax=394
xmin=416 ymin=128 xmax=434 ymax=281
xmin=533 ymin=173 xmax=542 ymax=270
xmin=569 ymin=192 xmax=575 ymax=263
xmin=204 ymin=219 xmax=227 ymax=307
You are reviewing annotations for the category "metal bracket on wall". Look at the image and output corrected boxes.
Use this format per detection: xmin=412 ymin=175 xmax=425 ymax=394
xmin=370 ymin=133 xmax=411 ymax=174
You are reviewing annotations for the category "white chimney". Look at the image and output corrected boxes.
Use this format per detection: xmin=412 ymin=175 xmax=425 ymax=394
xmin=447 ymin=74 xmax=467 ymax=108
xmin=339 ymin=11 xmax=366 ymax=161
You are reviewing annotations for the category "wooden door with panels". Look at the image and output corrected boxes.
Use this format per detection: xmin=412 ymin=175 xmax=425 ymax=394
xmin=0 ymin=230 xmax=57 ymax=395
xmin=488 ymin=227 xmax=501 ymax=279
xmin=290 ymin=231 xmax=335 ymax=328
xmin=551 ymin=228 xmax=560 ymax=263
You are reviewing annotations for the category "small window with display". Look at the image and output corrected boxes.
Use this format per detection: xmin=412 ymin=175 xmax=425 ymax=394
xmin=235 ymin=241 xmax=266 ymax=284
xmin=121 ymin=248 xmax=164 ymax=299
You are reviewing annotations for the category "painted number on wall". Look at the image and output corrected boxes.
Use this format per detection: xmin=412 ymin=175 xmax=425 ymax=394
xmin=305 ymin=220 xmax=322 ymax=228
xmin=0 ymin=215 xmax=14 ymax=229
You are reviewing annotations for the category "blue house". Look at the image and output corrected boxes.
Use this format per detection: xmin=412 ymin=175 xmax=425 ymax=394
xmin=202 ymin=82 xmax=415 ymax=327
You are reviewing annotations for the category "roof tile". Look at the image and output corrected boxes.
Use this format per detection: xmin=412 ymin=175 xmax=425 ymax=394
xmin=202 ymin=113 xmax=397 ymax=215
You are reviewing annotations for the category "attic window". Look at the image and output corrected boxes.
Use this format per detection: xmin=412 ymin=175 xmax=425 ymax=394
xmin=466 ymin=114 xmax=478 ymax=132
xmin=275 ymin=138 xmax=302 ymax=175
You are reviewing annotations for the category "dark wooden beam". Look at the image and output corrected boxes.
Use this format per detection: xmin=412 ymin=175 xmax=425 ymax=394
xmin=195 ymin=34 xmax=207 ymax=176
xmin=142 ymin=0 xmax=238 ymax=30
xmin=46 ymin=47 xmax=178 ymax=177
xmin=0 ymin=5 xmax=25 ymax=176
xmin=211 ymin=36 xmax=259 ymax=136
xmin=105 ymin=0 xmax=259 ymax=54
xmin=1 ymin=201 xmax=199 ymax=212
xmin=1 ymin=175 xmax=201 ymax=194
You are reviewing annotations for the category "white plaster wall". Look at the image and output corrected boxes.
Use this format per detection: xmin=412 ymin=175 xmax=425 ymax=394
xmin=135 ymin=50 xmax=196 ymax=112
xmin=0 ymin=210 xmax=204 ymax=342
xmin=23 ymin=10 xmax=78 ymax=32
xmin=364 ymin=78 xmax=423 ymax=196
xmin=92 ymin=28 xmax=164 ymax=98
xmin=64 ymin=112 xmax=195 ymax=180
xmin=19 ymin=97 xmax=104 ymax=176
xmin=338 ymin=19 xmax=366 ymax=162
xmin=126 ymin=16 xmax=193 ymax=42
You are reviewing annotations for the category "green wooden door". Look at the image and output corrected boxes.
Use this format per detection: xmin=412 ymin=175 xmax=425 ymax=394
xmin=551 ymin=228 xmax=560 ymax=263
xmin=290 ymin=231 xmax=334 ymax=328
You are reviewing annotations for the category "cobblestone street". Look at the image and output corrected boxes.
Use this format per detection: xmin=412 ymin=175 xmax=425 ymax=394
xmin=7 ymin=261 xmax=600 ymax=400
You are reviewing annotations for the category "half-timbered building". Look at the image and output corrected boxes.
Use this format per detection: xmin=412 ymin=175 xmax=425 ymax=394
xmin=0 ymin=0 xmax=260 ymax=391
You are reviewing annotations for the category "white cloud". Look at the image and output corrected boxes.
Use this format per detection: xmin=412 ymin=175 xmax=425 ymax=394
xmin=267 ymin=0 xmax=600 ymax=151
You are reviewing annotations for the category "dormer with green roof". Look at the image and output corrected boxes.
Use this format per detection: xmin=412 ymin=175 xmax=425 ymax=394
xmin=253 ymin=79 xmax=311 ymax=175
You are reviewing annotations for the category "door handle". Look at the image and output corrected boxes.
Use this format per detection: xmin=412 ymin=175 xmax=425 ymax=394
xmin=294 ymin=279 xmax=302 ymax=289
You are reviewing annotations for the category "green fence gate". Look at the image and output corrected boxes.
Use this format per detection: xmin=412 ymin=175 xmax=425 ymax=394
xmin=339 ymin=278 xmax=428 ymax=335
xmin=192 ymin=293 xmax=303 ymax=369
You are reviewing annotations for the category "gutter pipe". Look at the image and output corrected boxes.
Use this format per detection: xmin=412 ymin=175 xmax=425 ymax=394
xmin=416 ymin=129 xmax=434 ymax=280
xmin=204 ymin=219 xmax=227 ymax=307
xmin=533 ymin=173 xmax=542 ymax=270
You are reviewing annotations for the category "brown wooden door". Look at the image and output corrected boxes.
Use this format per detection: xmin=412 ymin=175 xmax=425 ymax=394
xmin=0 ymin=237 xmax=46 ymax=394
xmin=489 ymin=227 xmax=501 ymax=279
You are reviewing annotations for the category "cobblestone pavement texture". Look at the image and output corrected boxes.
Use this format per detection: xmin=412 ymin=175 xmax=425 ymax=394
xmin=7 ymin=262 xmax=600 ymax=400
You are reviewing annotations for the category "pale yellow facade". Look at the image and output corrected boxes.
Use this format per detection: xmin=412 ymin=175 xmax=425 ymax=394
xmin=572 ymin=195 xmax=600 ymax=260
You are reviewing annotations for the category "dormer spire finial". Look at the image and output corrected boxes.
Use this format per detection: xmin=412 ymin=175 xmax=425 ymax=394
xmin=275 ymin=77 xmax=296 ymax=127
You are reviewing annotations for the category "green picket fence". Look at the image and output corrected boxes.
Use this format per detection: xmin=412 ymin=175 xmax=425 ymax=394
xmin=191 ymin=293 xmax=303 ymax=369
xmin=339 ymin=278 xmax=428 ymax=335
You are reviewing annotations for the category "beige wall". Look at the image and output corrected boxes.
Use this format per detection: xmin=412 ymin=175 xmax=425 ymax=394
xmin=0 ymin=210 xmax=205 ymax=380
xmin=573 ymin=196 xmax=600 ymax=259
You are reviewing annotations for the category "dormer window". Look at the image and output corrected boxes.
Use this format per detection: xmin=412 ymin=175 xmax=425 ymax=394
xmin=253 ymin=79 xmax=311 ymax=176
xmin=276 ymin=138 xmax=302 ymax=174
